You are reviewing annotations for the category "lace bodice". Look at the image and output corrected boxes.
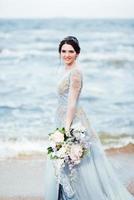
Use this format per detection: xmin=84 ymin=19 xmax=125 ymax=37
xmin=56 ymin=68 xmax=83 ymax=128
xmin=55 ymin=67 xmax=100 ymax=144
xmin=57 ymin=68 xmax=82 ymax=106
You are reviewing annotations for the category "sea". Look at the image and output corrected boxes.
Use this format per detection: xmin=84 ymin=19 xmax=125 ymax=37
xmin=0 ymin=18 xmax=134 ymax=159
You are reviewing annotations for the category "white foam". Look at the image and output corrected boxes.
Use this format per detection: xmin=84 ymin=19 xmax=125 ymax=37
xmin=81 ymin=52 xmax=134 ymax=62
xmin=0 ymin=135 xmax=133 ymax=159
xmin=103 ymin=136 xmax=134 ymax=150
xmin=0 ymin=138 xmax=49 ymax=160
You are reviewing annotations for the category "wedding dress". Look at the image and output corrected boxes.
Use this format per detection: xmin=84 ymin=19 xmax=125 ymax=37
xmin=44 ymin=67 xmax=134 ymax=200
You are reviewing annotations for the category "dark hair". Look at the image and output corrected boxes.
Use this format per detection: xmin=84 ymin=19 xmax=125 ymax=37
xmin=58 ymin=36 xmax=81 ymax=54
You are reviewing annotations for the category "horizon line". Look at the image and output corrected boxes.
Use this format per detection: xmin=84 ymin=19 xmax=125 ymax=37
xmin=0 ymin=16 xmax=134 ymax=20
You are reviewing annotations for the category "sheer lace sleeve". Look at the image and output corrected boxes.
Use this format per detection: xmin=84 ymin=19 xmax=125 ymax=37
xmin=65 ymin=69 xmax=82 ymax=132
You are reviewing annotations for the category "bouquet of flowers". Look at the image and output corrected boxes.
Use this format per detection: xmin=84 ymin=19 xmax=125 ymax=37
xmin=47 ymin=123 xmax=90 ymax=173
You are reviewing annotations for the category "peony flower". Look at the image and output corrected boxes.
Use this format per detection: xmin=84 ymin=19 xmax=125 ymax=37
xmin=70 ymin=144 xmax=83 ymax=162
xmin=50 ymin=130 xmax=64 ymax=143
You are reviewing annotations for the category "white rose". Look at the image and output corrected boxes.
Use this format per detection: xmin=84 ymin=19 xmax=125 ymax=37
xmin=57 ymin=145 xmax=67 ymax=158
xmin=70 ymin=144 xmax=83 ymax=162
xmin=50 ymin=130 xmax=64 ymax=143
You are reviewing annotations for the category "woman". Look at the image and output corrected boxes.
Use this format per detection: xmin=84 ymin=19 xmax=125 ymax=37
xmin=44 ymin=36 xmax=134 ymax=200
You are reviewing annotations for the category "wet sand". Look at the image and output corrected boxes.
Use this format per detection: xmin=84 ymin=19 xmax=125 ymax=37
xmin=105 ymin=143 xmax=134 ymax=155
xmin=0 ymin=144 xmax=134 ymax=200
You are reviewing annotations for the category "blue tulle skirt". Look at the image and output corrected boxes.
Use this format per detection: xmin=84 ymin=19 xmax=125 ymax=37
xmin=44 ymin=142 xmax=134 ymax=200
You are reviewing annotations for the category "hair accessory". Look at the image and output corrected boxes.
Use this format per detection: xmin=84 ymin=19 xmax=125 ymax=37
xmin=64 ymin=36 xmax=79 ymax=45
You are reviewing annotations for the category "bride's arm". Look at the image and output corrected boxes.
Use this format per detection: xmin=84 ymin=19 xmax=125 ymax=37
xmin=65 ymin=69 xmax=82 ymax=133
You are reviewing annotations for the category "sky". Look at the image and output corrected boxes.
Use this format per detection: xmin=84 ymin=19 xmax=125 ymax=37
xmin=0 ymin=0 xmax=134 ymax=19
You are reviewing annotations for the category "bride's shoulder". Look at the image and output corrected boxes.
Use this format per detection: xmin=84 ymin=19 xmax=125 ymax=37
xmin=70 ymin=67 xmax=83 ymax=78
xmin=69 ymin=68 xmax=83 ymax=89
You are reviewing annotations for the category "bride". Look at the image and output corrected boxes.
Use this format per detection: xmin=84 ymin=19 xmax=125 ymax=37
xmin=44 ymin=36 xmax=134 ymax=200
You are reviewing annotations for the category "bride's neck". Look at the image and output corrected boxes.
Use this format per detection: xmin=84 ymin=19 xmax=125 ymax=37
xmin=65 ymin=63 xmax=77 ymax=71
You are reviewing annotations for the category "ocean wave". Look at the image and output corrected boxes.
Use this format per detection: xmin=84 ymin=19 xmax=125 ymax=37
xmin=0 ymin=46 xmax=55 ymax=61
xmin=0 ymin=32 xmax=11 ymax=39
xmin=81 ymin=52 xmax=134 ymax=63
xmin=0 ymin=138 xmax=48 ymax=160
xmin=0 ymin=133 xmax=133 ymax=160
xmin=84 ymin=31 xmax=127 ymax=39
xmin=99 ymin=132 xmax=134 ymax=149
xmin=0 ymin=48 xmax=40 ymax=58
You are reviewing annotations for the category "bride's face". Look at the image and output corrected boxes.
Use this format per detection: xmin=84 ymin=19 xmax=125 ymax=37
xmin=60 ymin=44 xmax=77 ymax=66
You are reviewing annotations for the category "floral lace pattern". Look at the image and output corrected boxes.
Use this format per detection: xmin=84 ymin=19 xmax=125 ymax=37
xmin=54 ymin=68 xmax=100 ymax=197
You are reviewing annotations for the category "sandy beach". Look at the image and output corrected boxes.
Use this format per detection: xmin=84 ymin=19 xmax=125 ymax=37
xmin=0 ymin=144 xmax=133 ymax=200
xmin=0 ymin=157 xmax=46 ymax=200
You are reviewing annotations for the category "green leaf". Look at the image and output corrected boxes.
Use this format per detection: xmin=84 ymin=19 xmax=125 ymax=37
xmin=58 ymin=127 xmax=65 ymax=134
xmin=61 ymin=127 xmax=65 ymax=132
xmin=47 ymin=147 xmax=53 ymax=154
xmin=50 ymin=154 xmax=58 ymax=159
